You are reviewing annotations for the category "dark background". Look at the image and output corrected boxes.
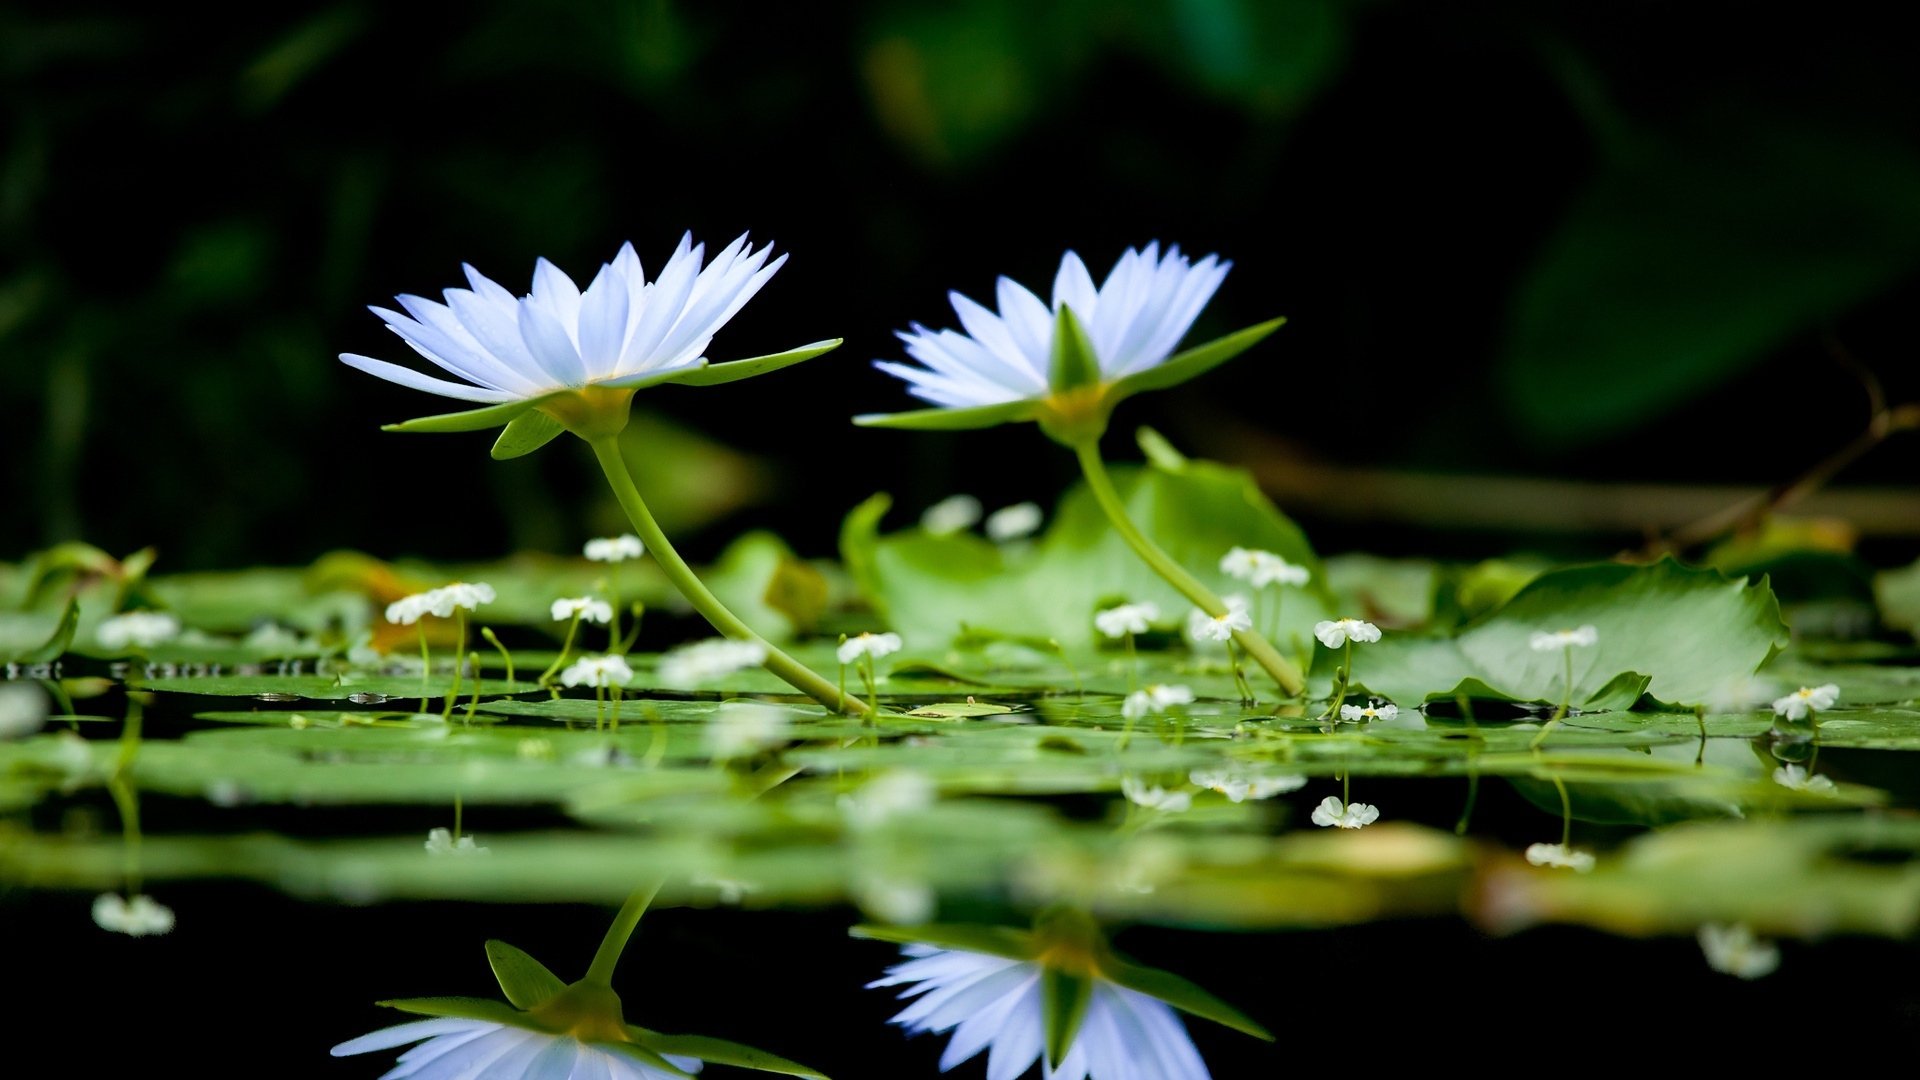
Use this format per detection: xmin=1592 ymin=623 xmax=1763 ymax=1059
xmin=8 ymin=1 xmax=1920 ymax=1073
xmin=4 ymin=0 xmax=1918 ymax=570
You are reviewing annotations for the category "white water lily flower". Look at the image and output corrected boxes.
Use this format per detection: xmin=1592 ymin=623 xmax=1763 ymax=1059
xmin=424 ymin=827 xmax=489 ymax=856
xmin=1122 ymin=683 xmax=1194 ymax=721
xmin=0 ymin=683 xmax=48 ymax=739
xmin=1310 ymin=796 xmax=1379 ymax=829
xmin=1771 ymin=764 xmax=1837 ymax=794
xmin=920 ymin=494 xmax=983 ymax=536
xmin=342 ymin=234 xmax=785 ymax=404
xmin=1338 ymin=701 xmax=1398 ymax=723
xmin=1189 ymin=767 xmax=1307 ymax=802
xmin=1698 ymin=923 xmax=1780 ymax=980
xmin=95 ymin=611 xmax=181 ymax=651
xmin=584 ymin=534 xmax=645 ymax=562
xmin=1095 ymin=601 xmax=1161 ymax=639
xmin=872 ymin=943 xmax=1213 ymax=1080
xmin=92 ymin=893 xmax=175 ymax=936
xmin=871 ymin=243 xmax=1230 ymax=410
xmin=551 ymin=596 xmax=614 ymax=624
xmin=333 ymin=1018 xmax=705 ymax=1080
xmin=1313 ymin=618 xmax=1381 ymax=648
xmin=838 ymin=632 xmax=904 ymax=664
xmin=657 ymin=638 xmax=769 ymax=685
xmin=1122 ymin=776 xmax=1194 ymax=813
xmin=560 ymin=654 xmax=634 ymax=689
xmin=1189 ymin=605 xmax=1253 ymax=643
xmin=1771 ymin=684 xmax=1839 ymax=720
xmin=1524 ymin=843 xmax=1596 ymax=873
xmin=704 ymin=703 xmax=790 ymax=760
xmin=984 ymin=501 xmax=1044 ymax=542
xmin=1529 ymin=625 xmax=1598 ymax=651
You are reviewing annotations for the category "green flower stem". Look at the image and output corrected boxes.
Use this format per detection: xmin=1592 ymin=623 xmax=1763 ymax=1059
xmin=481 ymin=627 xmax=515 ymax=684
xmin=1531 ymin=649 xmax=1575 ymax=749
xmin=584 ymin=880 xmax=663 ymax=987
xmin=417 ymin=625 xmax=432 ymax=709
xmin=442 ymin=610 xmax=468 ymax=721
xmin=589 ymin=436 xmax=867 ymax=716
xmin=1321 ymin=641 xmax=1353 ymax=721
xmin=1072 ymin=441 xmax=1304 ymax=697
xmin=539 ymin=613 xmax=583 ymax=691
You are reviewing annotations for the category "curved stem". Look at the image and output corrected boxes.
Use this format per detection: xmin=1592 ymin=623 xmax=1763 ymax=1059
xmin=584 ymin=881 xmax=662 ymax=987
xmin=1073 ymin=441 xmax=1304 ymax=697
xmin=589 ymin=437 xmax=867 ymax=715
xmin=538 ymin=615 xmax=581 ymax=689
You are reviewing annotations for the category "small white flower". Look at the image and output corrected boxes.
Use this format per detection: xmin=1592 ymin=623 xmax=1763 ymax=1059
xmin=334 ymin=1018 xmax=704 ymax=1080
xmin=1771 ymin=764 xmax=1837 ymax=794
xmin=1189 ymin=766 xmax=1307 ymax=802
xmin=550 ymin=596 xmax=614 ymax=624
xmin=424 ymin=827 xmax=489 ymax=856
xmin=560 ymin=654 xmax=634 ymax=689
xmin=1310 ymin=796 xmax=1380 ymax=829
xmin=1698 ymin=923 xmax=1780 ymax=980
xmin=384 ymin=592 xmax=437 ymax=625
xmin=1122 ymin=775 xmax=1193 ymax=813
xmin=1338 ymin=701 xmax=1399 ymax=723
xmin=1219 ymin=547 xmax=1262 ymax=581
xmin=1313 ymin=618 xmax=1381 ymax=648
xmin=854 ymin=874 xmax=937 ymax=924
xmin=516 ymin=737 xmax=555 ymax=760
xmin=1095 ymin=601 xmax=1161 ymax=638
xmin=1771 ymin=684 xmax=1839 ymax=720
xmin=693 ymin=874 xmax=762 ymax=905
xmin=1122 ymin=683 xmax=1194 ymax=720
xmin=871 ymin=944 xmax=1213 ymax=1080
xmin=0 ymin=683 xmax=48 ymax=739
xmin=1529 ymin=625 xmax=1598 ymax=651
xmin=1220 ymin=547 xmax=1309 ymax=589
xmin=838 ymin=631 xmax=904 ymax=664
xmin=984 ymin=501 xmax=1044 ymax=542
xmin=242 ymin=623 xmax=308 ymax=651
xmin=919 ymin=494 xmax=983 ymax=536
xmin=429 ymin=582 xmax=496 ymax=616
xmin=704 ymin=703 xmax=789 ymax=759
xmin=92 ymin=893 xmax=175 ymax=936
xmin=1524 ymin=843 xmax=1596 ymax=873
xmin=657 ymin=638 xmax=769 ymax=685
xmin=1189 ymin=604 xmax=1253 ymax=642
xmin=1702 ymin=674 xmax=1781 ymax=714
xmin=584 ymin=534 xmax=646 ymax=562
xmin=840 ymin=770 xmax=938 ymax=829
xmin=95 ymin=611 xmax=181 ymax=651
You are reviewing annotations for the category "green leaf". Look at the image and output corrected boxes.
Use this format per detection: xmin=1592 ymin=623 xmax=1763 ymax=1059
xmin=903 ymin=700 xmax=1021 ymax=718
xmin=853 ymin=399 xmax=1038 ymax=431
xmin=850 ymin=923 xmax=1034 ymax=961
xmin=379 ymin=996 xmax=528 ymax=1025
xmin=1107 ymin=318 xmax=1285 ymax=404
xmin=382 ymin=397 xmax=545 ymax=434
xmin=1102 ymin=958 xmax=1272 ymax=1040
xmin=485 ymin=939 xmax=568 ymax=1009
xmin=668 ymin=339 xmax=842 ymax=386
xmin=490 ymin=411 xmax=567 ymax=460
xmin=6 ymin=598 xmax=78 ymax=664
xmin=630 ymin=1029 xmax=830 ymax=1079
xmin=1048 ymin=305 xmax=1099 ymax=394
xmin=1041 ymin=967 xmax=1094 ymax=1067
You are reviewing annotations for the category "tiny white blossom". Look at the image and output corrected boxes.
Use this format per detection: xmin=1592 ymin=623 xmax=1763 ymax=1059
xmin=95 ymin=611 xmax=181 ymax=651
xmin=550 ymin=596 xmax=614 ymax=624
xmin=516 ymin=737 xmax=555 ymax=760
xmin=424 ymin=827 xmax=489 ymax=856
xmin=1529 ymin=625 xmax=1598 ymax=651
xmin=840 ymin=770 xmax=938 ymax=829
xmin=1771 ymin=764 xmax=1837 ymax=794
xmin=92 ymin=893 xmax=175 ymax=936
xmin=1094 ymin=601 xmax=1161 ymax=638
xmin=1771 ymin=684 xmax=1839 ymax=720
xmin=1189 ymin=766 xmax=1307 ymax=802
xmin=0 ymin=683 xmax=48 ymax=739
xmin=384 ymin=592 xmax=437 ymax=625
xmin=1310 ymin=796 xmax=1380 ymax=829
xmin=1338 ymin=701 xmax=1399 ymax=723
xmin=1219 ymin=547 xmax=1262 ymax=581
xmin=838 ymin=632 xmax=904 ymax=664
xmin=1524 ymin=843 xmax=1596 ymax=872
xmin=984 ymin=501 xmax=1044 ymax=542
xmin=334 ymin=1019 xmax=704 ymax=1079
xmin=1122 ymin=683 xmax=1194 ymax=720
xmin=1698 ymin=923 xmax=1780 ymax=980
xmin=657 ymin=638 xmax=769 ymax=685
xmin=428 ymin=582 xmax=496 ymax=616
xmin=704 ymin=703 xmax=789 ymax=759
xmin=1702 ymin=674 xmax=1781 ymax=714
xmin=1122 ymin=776 xmax=1193 ymax=813
xmin=1189 ymin=604 xmax=1253 ymax=642
xmin=1313 ymin=618 xmax=1381 ymax=648
xmin=584 ymin=534 xmax=646 ymax=562
xmin=560 ymin=654 xmax=634 ymax=689
xmin=1221 ymin=547 xmax=1309 ymax=589
xmin=919 ymin=494 xmax=983 ymax=536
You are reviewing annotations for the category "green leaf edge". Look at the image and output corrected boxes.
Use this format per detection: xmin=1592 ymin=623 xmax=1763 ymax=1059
xmin=485 ymin=939 xmax=568 ymax=1009
xmin=853 ymin=399 xmax=1040 ymax=431
xmin=668 ymin=339 xmax=843 ymax=387
xmin=1101 ymin=958 xmax=1274 ymax=1040
xmin=630 ymin=1028 xmax=832 ymax=1079
xmin=1107 ymin=317 xmax=1286 ymax=405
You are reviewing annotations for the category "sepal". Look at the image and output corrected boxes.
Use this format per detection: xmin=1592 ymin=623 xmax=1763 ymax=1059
xmin=1106 ymin=317 xmax=1285 ymax=405
xmin=1041 ymin=967 xmax=1095 ymax=1068
xmin=485 ymin=940 xmax=568 ymax=1009
xmin=850 ymin=923 xmax=1035 ymax=961
xmin=853 ymin=399 xmax=1038 ymax=431
xmin=1101 ymin=957 xmax=1273 ymax=1040
xmin=382 ymin=397 xmax=548 ymax=434
xmin=1048 ymin=305 xmax=1100 ymax=394
xmin=670 ymin=339 xmax=843 ymax=386
xmin=630 ymin=1028 xmax=832 ymax=1079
